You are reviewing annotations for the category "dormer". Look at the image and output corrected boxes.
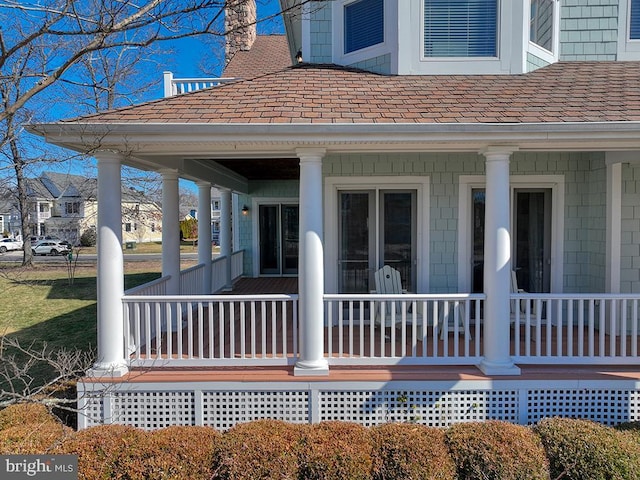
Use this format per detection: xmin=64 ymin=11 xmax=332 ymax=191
xmin=293 ymin=0 xmax=640 ymax=75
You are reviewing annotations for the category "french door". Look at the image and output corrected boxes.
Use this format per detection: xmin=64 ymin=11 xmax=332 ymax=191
xmin=259 ymin=204 xmax=298 ymax=275
xmin=338 ymin=190 xmax=416 ymax=293
xmin=471 ymin=188 xmax=551 ymax=293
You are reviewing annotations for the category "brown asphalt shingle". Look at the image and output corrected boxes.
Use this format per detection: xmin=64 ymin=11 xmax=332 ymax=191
xmin=222 ymin=35 xmax=291 ymax=79
xmin=64 ymin=61 xmax=640 ymax=125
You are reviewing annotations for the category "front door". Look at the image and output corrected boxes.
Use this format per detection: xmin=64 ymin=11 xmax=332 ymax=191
xmin=471 ymin=188 xmax=551 ymax=293
xmin=259 ymin=204 xmax=298 ymax=275
xmin=338 ymin=190 xmax=416 ymax=293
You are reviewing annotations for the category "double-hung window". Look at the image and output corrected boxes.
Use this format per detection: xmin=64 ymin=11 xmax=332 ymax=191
xmin=424 ymin=0 xmax=498 ymax=57
xmin=632 ymin=0 xmax=640 ymax=40
xmin=530 ymin=0 xmax=554 ymax=52
xmin=344 ymin=0 xmax=384 ymax=54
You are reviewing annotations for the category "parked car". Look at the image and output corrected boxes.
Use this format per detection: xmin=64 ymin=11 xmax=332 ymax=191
xmin=32 ymin=240 xmax=70 ymax=256
xmin=0 ymin=238 xmax=23 ymax=253
xmin=30 ymin=235 xmax=62 ymax=245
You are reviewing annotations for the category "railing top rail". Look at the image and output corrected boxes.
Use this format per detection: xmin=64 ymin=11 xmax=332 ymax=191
xmin=122 ymin=293 xmax=299 ymax=302
xmin=180 ymin=263 xmax=205 ymax=274
xmin=124 ymin=275 xmax=170 ymax=295
xmin=173 ymin=77 xmax=236 ymax=84
xmin=512 ymin=293 xmax=640 ymax=300
xmin=324 ymin=293 xmax=486 ymax=300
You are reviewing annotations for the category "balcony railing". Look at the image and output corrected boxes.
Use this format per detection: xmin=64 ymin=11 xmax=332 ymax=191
xmin=163 ymin=71 xmax=236 ymax=97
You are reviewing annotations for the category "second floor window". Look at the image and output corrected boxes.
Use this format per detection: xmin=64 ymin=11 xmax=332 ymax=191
xmin=39 ymin=203 xmax=49 ymax=212
xmin=424 ymin=0 xmax=498 ymax=57
xmin=530 ymin=0 xmax=554 ymax=51
xmin=65 ymin=202 xmax=79 ymax=214
xmin=344 ymin=0 xmax=384 ymax=54
xmin=632 ymin=0 xmax=640 ymax=39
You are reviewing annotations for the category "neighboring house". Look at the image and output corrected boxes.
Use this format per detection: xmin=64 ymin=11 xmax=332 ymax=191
xmin=31 ymin=0 xmax=640 ymax=430
xmin=0 ymin=194 xmax=19 ymax=239
xmin=25 ymin=172 xmax=162 ymax=245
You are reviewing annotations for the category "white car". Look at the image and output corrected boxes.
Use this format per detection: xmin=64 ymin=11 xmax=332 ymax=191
xmin=32 ymin=240 xmax=70 ymax=256
xmin=0 ymin=238 xmax=23 ymax=253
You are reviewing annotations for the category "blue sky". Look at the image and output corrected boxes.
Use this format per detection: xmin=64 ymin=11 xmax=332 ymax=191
xmin=25 ymin=1 xmax=286 ymax=190
xmin=161 ymin=0 xmax=284 ymax=80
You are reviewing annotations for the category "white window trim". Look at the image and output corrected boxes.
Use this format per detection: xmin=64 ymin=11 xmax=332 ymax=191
xmin=324 ymin=176 xmax=430 ymax=294
xmin=457 ymin=175 xmax=564 ymax=293
xmin=618 ymin=0 xmax=640 ymax=60
xmin=332 ymin=0 xmax=397 ymax=67
xmin=526 ymin=0 xmax=560 ymax=65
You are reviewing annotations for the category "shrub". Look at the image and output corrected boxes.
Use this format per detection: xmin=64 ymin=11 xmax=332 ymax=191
xmin=213 ymin=420 xmax=303 ymax=480
xmin=79 ymin=228 xmax=96 ymax=247
xmin=299 ymin=421 xmax=373 ymax=480
xmin=57 ymin=424 xmax=149 ymax=480
xmin=0 ymin=422 xmax=72 ymax=454
xmin=142 ymin=425 xmax=220 ymax=479
xmin=445 ymin=420 xmax=549 ymax=480
xmin=615 ymin=420 xmax=640 ymax=434
xmin=534 ymin=417 xmax=640 ymax=480
xmin=371 ymin=423 xmax=455 ymax=480
xmin=0 ymin=403 xmax=59 ymax=431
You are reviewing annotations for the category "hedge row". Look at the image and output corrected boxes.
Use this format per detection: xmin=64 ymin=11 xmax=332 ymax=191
xmin=2 ymin=403 xmax=640 ymax=479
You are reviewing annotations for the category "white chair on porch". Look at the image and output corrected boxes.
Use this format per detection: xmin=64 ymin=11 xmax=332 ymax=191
xmin=511 ymin=270 xmax=536 ymax=317
xmin=373 ymin=265 xmax=421 ymax=336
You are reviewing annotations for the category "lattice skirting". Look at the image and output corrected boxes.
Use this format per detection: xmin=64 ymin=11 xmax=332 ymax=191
xmin=77 ymin=380 xmax=640 ymax=431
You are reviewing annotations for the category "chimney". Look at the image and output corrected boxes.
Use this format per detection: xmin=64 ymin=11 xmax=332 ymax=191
xmin=225 ymin=0 xmax=257 ymax=65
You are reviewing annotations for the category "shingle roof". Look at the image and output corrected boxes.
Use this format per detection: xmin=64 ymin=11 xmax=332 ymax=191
xmin=64 ymin=61 xmax=640 ymax=125
xmin=222 ymin=35 xmax=291 ymax=79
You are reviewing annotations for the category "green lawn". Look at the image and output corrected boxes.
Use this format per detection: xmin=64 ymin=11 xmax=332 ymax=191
xmin=0 ymin=261 xmax=163 ymax=391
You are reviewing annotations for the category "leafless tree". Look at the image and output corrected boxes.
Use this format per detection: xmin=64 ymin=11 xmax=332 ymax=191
xmin=0 ymin=0 xmax=253 ymax=266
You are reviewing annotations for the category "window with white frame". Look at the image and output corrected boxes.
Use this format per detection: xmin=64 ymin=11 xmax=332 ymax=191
xmin=618 ymin=0 xmax=640 ymax=59
xmin=423 ymin=0 xmax=498 ymax=57
xmin=65 ymin=202 xmax=79 ymax=215
xmin=530 ymin=0 xmax=554 ymax=51
xmin=632 ymin=0 xmax=640 ymax=39
xmin=344 ymin=0 xmax=384 ymax=54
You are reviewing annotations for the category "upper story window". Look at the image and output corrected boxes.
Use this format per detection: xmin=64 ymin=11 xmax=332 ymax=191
xmin=530 ymin=0 xmax=554 ymax=51
xmin=344 ymin=0 xmax=384 ymax=54
xmin=65 ymin=202 xmax=79 ymax=215
xmin=632 ymin=0 xmax=640 ymax=39
xmin=423 ymin=0 xmax=498 ymax=57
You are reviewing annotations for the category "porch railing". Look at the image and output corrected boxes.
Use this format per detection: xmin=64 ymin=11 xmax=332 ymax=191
xmin=180 ymin=263 xmax=205 ymax=295
xmin=123 ymin=294 xmax=299 ymax=367
xmin=124 ymin=275 xmax=170 ymax=296
xmin=511 ymin=293 xmax=640 ymax=364
xmin=324 ymin=294 xmax=484 ymax=365
xmin=211 ymin=250 xmax=244 ymax=293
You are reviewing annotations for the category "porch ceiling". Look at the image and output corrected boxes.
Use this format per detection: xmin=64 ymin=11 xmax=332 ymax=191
xmin=215 ymin=157 xmax=299 ymax=180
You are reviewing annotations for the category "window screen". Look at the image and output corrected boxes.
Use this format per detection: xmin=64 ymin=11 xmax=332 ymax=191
xmin=344 ymin=0 xmax=384 ymax=54
xmin=424 ymin=0 xmax=498 ymax=57
xmin=631 ymin=0 xmax=640 ymax=39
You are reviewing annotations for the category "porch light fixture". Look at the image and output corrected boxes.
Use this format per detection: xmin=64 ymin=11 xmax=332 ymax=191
xmin=296 ymin=50 xmax=303 ymax=63
xmin=242 ymin=205 xmax=249 ymax=216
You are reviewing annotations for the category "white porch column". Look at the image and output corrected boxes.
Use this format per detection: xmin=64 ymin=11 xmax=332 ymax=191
xmin=294 ymin=148 xmax=329 ymax=376
xmin=220 ymin=188 xmax=233 ymax=291
xmin=480 ymin=147 xmax=520 ymax=376
xmin=89 ymin=151 xmax=127 ymax=377
xmin=161 ymin=170 xmax=181 ymax=296
xmin=197 ymin=181 xmax=212 ymax=294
